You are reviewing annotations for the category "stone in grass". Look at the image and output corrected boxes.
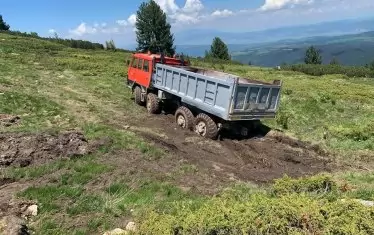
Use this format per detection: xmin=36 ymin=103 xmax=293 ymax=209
xmin=341 ymin=199 xmax=374 ymax=207
xmin=103 ymin=228 xmax=127 ymax=235
xmin=126 ymin=221 xmax=137 ymax=232
xmin=25 ymin=205 xmax=38 ymax=217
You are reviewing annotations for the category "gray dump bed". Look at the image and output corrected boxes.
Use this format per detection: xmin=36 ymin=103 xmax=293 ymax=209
xmin=152 ymin=63 xmax=282 ymax=121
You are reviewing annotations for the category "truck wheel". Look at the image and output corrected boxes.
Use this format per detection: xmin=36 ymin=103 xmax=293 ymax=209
xmin=146 ymin=93 xmax=160 ymax=114
xmin=134 ymin=86 xmax=144 ymax=106
xmin=175 ymin=106 xmax=194 ymax=130
xmin=195 ymin=113 xmax=218 ymax=139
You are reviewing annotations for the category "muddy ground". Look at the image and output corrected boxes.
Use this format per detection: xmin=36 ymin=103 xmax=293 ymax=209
xmin=0 ymin=131 xmax=95 ymax=168
xmin=0 ymin=130 xmax=104 ymax=235
xmin=0 ymin=111 xmax=334 ymax=234
xmin=135 ymin=112 xmax=333 ymax=184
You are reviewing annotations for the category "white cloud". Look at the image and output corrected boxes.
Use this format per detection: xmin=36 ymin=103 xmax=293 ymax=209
xmin=48 ymin=29 xmax=56 ymax=34
xmin=69 ymin=23 xmax=97 ymax=36
xmin=211 ymin=9 xmax=234 ymax=17
xmin=128 ymin=14 xmax=137 ymax=26
xmin=260 ymin=0 xmax=314 ymax=11
xmin=155 ymin=0 xmax=179 ymax=13
xmin=183 ymin=0 xmax=204 ymax=12
xmin=116 ymin=20 xmax=128 ymax=26
xmin=116 ymin=14 xmax=137 ymax=27
xmin=154 ymin=0 xmax=205 ymax=25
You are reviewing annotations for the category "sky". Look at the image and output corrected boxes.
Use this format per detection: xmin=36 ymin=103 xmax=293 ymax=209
xmin=1 ymin=0 xmax=374 ymax=48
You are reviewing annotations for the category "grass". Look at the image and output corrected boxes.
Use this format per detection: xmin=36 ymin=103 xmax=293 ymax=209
xmin=1 ymin=32 xmax=374 ymax=234
xmin=192 ymin=59 xmax=374 ymax=155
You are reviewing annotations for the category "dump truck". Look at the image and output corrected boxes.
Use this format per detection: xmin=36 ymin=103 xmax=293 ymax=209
xmin=126 ymin=52 xmax=282 ymax=139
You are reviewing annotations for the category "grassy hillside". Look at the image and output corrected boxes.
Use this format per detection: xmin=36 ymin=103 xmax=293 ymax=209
xmin=1 ymin=33 xmax=374 ymax=234
xmin=232 ymin=31 xmax=374 ymax=66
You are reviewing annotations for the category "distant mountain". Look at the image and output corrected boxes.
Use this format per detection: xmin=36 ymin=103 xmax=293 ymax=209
xmin=231 ymin=31 xmax=374 ymax=67
xmin=175 ymin=17 xmax=374 ymax=57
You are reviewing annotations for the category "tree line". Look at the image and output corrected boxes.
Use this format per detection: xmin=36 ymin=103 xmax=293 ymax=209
xmin=1 ymin=14 xmax=106 ymax=50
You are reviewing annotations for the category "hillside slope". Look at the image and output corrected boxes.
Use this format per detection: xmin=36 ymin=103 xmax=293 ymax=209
xmin=1 ymin=33 xmax=374 ymax=234
xmin=232 ymin=31 xmax=374 ymax=66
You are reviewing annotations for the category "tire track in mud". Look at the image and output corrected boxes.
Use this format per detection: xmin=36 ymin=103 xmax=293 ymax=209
xmin=132 ymin=112 xmax=334 ymax=184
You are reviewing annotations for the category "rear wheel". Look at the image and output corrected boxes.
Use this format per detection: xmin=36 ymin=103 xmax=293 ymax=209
xmin=175 ymin=106 xmax=194 ymax=130
xmin=134 ymin=86 xmax=144 ymax=106
xmin=146 ymin=93 xmax=160 ymax=114
xmin=195 ymin=113 xmax=218 ymax=139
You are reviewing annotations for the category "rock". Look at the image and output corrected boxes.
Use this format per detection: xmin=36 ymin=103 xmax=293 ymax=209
xmin=0 ymin=216 xmax=29 ymax=235
xmin=126 ymin=222 xmax=137 ymax=232
xmin=341 ymin=199 xmax=374 ymax=207
xmin=358 ymin=199 xmax=374 ymax=207
xmin=123 ymin=125 xmax=130 ymax=130
xmin=103 ymin=228 xmax=127 ymax=235
xmin=25 ymin=205 xmax=38 ymax=216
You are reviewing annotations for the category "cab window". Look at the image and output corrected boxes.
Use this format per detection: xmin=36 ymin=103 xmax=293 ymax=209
xmin=143 ymin=60 xmax=149 ymax=72
xmin=132 ymin=58 xmax=138 ymax=68
xmin=138 ymin=59 xmax=144 ymax=70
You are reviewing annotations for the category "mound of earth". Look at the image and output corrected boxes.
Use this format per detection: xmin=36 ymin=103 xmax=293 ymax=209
xmin=0 ymin=114 xmax=20 ymax=127
xmin=0 ymin=131 xmax=94 ymax=168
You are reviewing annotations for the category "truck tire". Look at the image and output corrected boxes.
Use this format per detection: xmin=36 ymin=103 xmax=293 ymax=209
xmin=134 ymin=86 xmax=144 ymax=106
xmin=175 ymin=106 xmax=194 ymax=130
xmin=195 ymin=113 xmax=218 ymax=139
xmin=146 ymin=93 xmax=160 ymax=114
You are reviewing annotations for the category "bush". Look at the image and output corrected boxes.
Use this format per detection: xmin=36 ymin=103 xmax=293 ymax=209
xmin=281 ymin=64 xmax=374 ymax=78
xmin=272 ymin=174 xmax=337 ymax=195
xmin=137 ymin=175 xmax=374 ymax=235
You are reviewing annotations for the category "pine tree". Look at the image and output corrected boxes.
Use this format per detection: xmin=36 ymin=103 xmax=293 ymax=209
xmin=135 ymin=0 xmax=175 ymax=56
xmin=304 ymin=46 xmax=322 ymax=64
xmin=0 ymin=15 xmax=10 ymax=31
xmin=105 ymin=39 xmax=116 ymax=51
xmin=209 ymin=37 xmax=230 ymax=60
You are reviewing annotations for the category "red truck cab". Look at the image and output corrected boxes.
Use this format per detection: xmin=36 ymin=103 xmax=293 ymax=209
xmin=127 ymin=52 xmax=189 ymax=89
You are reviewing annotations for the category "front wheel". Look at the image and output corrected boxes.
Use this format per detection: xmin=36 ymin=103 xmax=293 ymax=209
xmin=175 ymin=106 xmax=194 ymax=130
xmin=195 ymin=113 xmax=218 ymax=139
xmin=134 ymin=86 xmax=144 ymax=106
xmin=146 ymin=93 xmax=160 ymax=114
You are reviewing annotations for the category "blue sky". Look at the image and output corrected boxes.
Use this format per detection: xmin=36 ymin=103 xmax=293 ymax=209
xmin=1 ymin=0 xmax=374 ymax=47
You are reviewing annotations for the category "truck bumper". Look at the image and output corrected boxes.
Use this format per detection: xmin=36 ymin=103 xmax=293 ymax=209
xmin=227 ymin=113 xmax=276 ymax=121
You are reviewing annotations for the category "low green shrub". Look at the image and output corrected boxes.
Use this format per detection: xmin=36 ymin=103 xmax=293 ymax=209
xmin=281 ymin=64 xmax=374 ymax=78
xmin=137 ymin=175 xmax=374 ymax=235
xmin=272 ymin=174 xmax=337 ymax=195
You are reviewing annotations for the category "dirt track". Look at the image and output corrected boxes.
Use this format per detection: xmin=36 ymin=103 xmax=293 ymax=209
xmin=134 ymin=112 xmax=333 ymax=184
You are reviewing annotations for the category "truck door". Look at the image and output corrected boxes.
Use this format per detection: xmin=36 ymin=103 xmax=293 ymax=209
xmin=129 ymin=57 xmax=152 ymax=88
